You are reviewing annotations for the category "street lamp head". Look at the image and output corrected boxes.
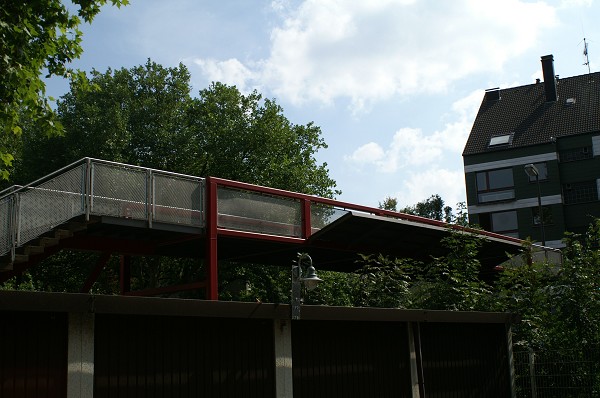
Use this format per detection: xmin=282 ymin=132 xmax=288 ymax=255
xmin=301 ymin=264 xmax=322 ymax=291
xmin=524 ymin=163 xmax=539 ymax=178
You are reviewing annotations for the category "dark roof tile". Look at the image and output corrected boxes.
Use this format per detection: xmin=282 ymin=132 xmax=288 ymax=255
xmin=463 ymin=72 xmax=600 ymax=156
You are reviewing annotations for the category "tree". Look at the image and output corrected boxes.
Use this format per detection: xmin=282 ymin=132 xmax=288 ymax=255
xmin=0 ymin=0 xmax=128 ymax=179
xmin=4 ymin=61 xmax=339 ymax=295
xmin=187 ymin=82 xmax=338 ymax=197
xmin=400 ymin=194 xmax=453 ymax=222
xmin=378 ymin=196 xmax=398 ymax=211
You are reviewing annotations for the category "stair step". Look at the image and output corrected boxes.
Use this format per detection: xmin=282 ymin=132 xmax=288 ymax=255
xmin=23 ymin=245 xmax=44 ymax=255
xmin=67 ymin=222 xmax=87 ymax=232
xmin=40 ymin=236 xmax=59 ymax=247
xmin=13 ymin=254 xmax=28 ymax=263
xmin=55 ymin=229 xmax=73 ymax=239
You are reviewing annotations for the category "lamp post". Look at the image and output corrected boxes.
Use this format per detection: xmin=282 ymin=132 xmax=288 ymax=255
xmin=524 ymin=164 xmax=546 ymax=246
xmin=291 ymin=253 xmax=322 ymax=320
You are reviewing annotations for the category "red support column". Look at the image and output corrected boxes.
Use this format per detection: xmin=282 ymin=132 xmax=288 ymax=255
xmin=120 ymin=255 xmax=131 ymax=294
xmin=302 ymin=199 xmax=312 ymax=239
xmin=205 ymin=177 xmax=219 ymax=300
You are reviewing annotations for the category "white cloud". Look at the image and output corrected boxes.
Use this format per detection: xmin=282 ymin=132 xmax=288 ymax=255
xmin=346 ymin=88 xmax=483 ymax=172
xmin=191 ymin=0 xmax=557 ymax=110
xmin=395 ymin=168 xmax=467 ymax=210
xmin=193 ymin=58 xmax=256 ymax=93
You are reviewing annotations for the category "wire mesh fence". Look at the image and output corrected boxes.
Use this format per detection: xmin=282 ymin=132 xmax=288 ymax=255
xmin=514 ymin=346 xmax=600 ymax=397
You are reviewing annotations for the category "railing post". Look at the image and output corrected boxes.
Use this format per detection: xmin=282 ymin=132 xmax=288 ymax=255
xmin=147 ymin=170 xmax=153 ymax=229
xmin=84 ymin=159 xmax=91 ymax=221
xmin=301 ymin=199 xmax=311 ymax=239
xmin=529 ymin=347 xmax=537 ymax=398
xmin=205 ymin=177 xmax=218 ymax=300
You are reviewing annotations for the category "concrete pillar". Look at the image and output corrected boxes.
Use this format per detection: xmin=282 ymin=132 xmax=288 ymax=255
xmin=274 ymin=319 xmax=293 ymax=398
xmin=407 ymin=322 xmax=421 ymax=398
xmin=67 ymin=312 xmax=95 ymax=398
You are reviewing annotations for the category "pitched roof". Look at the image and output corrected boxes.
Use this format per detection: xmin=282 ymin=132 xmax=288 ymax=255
xmin=463 ymin=71 xmax=600 ymax=156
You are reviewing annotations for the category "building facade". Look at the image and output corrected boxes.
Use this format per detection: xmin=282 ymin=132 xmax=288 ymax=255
xmin=463 ymin=55 xmax=600 ymax=248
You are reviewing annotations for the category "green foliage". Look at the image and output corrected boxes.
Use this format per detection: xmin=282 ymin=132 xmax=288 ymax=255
xmin=399 ymin=194 xmax=453 ymax=222
xmin=0 ymin=0 xmax=128 ymax=179
xmin=352 ymin=254 xmax=415 ymax=308
xmin=378 ymin=196 xmax=398 ymax=211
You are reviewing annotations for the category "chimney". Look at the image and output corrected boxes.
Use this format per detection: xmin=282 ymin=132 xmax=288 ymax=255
xmin=541 ymin=54 xmax=557 ymax=102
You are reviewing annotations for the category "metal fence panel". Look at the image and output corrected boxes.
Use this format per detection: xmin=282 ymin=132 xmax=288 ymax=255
xmin=0 ymin=197 xmax=12 ymax=256
xmin=217 ymin=187 xmax=301 ymax=237
xmin=419 ymin=322 xmax=512 ymax=397
xmin=91 ymin=163 xmax=148 ymax=220
xmin=292 ymin=320 xmax=412 ymax=398
xmin=0 ymin=311 xmax=68 ymax=398
xmin=94 ymin=314 xmax=275 ymax=398
xmin=153 ymin=173 xmax=204 ymax=227
xmin=17 ymin=164 xmax=86 ymax=245
xmin=514 ymin=347 xmax=600 ymax=397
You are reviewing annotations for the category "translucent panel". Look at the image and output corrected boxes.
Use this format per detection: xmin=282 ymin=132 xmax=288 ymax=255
xmin=217 ymin=187 xmax=301 ymax=237
xmin=91 ymin=163 xmax=147 ymax=220
xmin=491 ymin=211 xmax=518 ymax=233
xmin=17 ymin=165 xmax=86 ymax=245
xmin=0 ymin=197 xmax=12 ymax=256
xmin=153 ymin=174 xmax=204 ymax=227
xmin=310 ymin=203 xmax=349 ymax=232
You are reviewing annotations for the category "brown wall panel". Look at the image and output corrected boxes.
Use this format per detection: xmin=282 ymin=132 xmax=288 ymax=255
xmin=292 ymin=320 xmax=412 ymax=398
xmin=94 ymin=314 xmax=275 ymax=398
xmin=0 ymin=311 xmax=68 ymax=398
xmin=419 ymin=322 xmax=511 ymax=398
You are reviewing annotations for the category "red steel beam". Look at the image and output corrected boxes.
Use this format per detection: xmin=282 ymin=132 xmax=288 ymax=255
xmin=80 ymin=251 xmax=112 ymax=293
xmin=205 ymin=177 xmax=218 ymax=300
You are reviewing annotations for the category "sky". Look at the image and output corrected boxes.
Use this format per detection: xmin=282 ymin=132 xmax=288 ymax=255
xmin=47 ymin=0 xmax=599 ymax=211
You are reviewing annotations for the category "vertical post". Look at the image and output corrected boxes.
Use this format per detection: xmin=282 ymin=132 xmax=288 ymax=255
xmin=529 ymin=347 xmax=537 ymax=398
xmin=85 ymin=158 xmax=92 ymax=222
xmin=301 ymin=199 xmax=311 ymax=239
xmin=506 ymin=323 xmax=517 ymax=398
xmin=274 ymin=319 xmax=294 ymax=398
xmin=205 ymin=177 xmax=219 ymax=300
xmin=67 ymin=312 xmax=95 ymax=398
xmin=407 ymin=322 xmax=421 ymax=398
xmin=120 ymin=255 xmax=131 ymax=294
xmin=291 ymin=263 xmax=302 ymax=320
xmin=412 ymin=322 xmax=426 ymax=398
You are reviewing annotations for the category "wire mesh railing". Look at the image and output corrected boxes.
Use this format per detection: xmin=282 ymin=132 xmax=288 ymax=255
xmin=514 ymin=347 xmax=600 ymax=397
xmin=0 ymin=159 xmax=206 ymax=261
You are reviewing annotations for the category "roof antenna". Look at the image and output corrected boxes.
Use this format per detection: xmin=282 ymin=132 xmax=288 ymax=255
xmin=583 ymin=37 xmax=591 ymax=74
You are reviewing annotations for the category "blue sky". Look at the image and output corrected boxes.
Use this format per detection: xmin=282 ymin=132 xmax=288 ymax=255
xmin=47 ymin=0 xmax=599 ymax=210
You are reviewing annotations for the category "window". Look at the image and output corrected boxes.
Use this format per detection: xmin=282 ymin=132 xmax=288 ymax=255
xmin=563 ymin=181 xmax=598 ymax=204
xmin=532 ymin=206 xmax=553 ymax=225
xmin=491 ymin=211 xmax=518 ymax=237
xmin=559 ymin=146 xmax=593 ymax=162
xmin=489 ymin=133 xmax=513 ymax=147
xmin=526 ymin=162 xmax=548 ymax=182
xmin=476 ymin=168 xmax=515 ymax=203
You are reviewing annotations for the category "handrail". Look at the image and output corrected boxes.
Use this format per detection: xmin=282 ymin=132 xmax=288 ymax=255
xmin=206 ymin=176 xmax=528 ymax=246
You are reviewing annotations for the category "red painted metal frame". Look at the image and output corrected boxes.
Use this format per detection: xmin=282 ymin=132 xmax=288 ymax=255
xmin=207 ymin=176 xmax=523 ymax=244
xmin=205 ymin=177 xmax=218 ymax=300
xmin=80 ymin=252 xmax=111 ymax=293
xmin=200 ymin=176 xmax=524 ymax=301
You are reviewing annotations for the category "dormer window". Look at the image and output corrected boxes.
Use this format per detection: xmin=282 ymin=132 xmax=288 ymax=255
xmin=489 ymin=133 xmax=513 ymax=147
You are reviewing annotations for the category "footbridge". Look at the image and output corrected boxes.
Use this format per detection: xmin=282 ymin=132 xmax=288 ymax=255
xmin=0 ymin=158 xmax=526 ymax=299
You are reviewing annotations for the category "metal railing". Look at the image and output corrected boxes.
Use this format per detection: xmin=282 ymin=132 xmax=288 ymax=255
xmin=1 ymin=158 xmax=530 ymax=264
xmin=514 ymin=347 xmax=600 ymax=397
xmin=0 ymin=159 xmax=205 ymax=261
